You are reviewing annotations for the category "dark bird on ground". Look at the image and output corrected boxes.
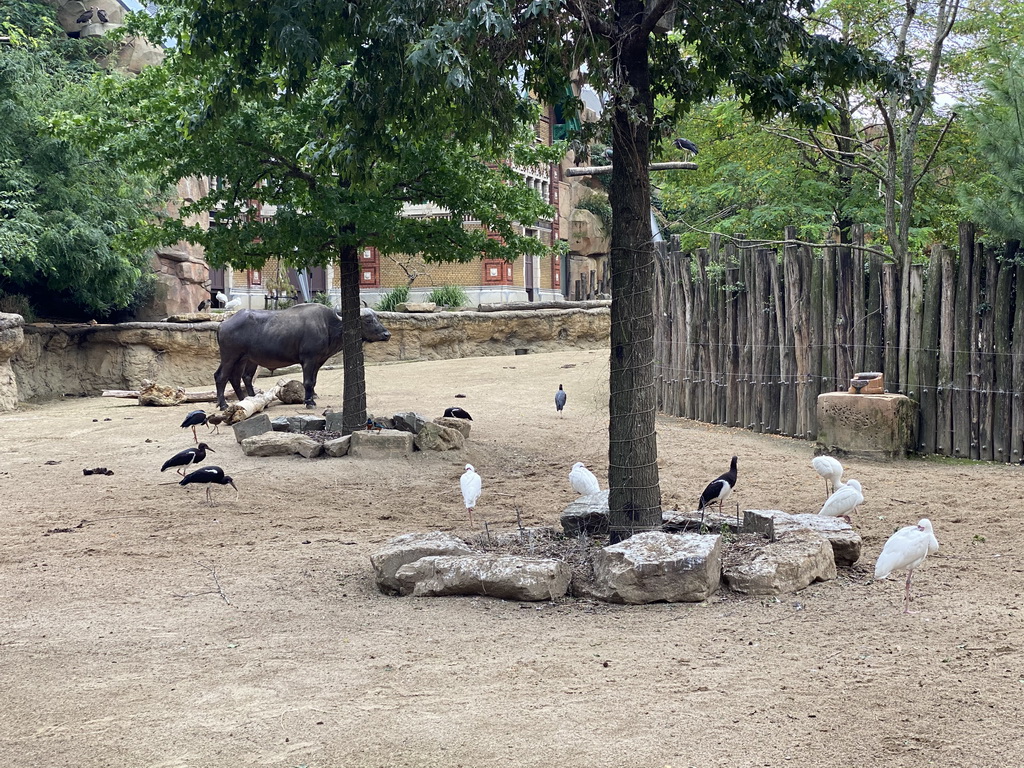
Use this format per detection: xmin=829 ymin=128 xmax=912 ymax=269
xmin=76 ymin=6 xmax=96 ymax=23
xmin=698 ymin=455 xmax=738 ymax=523
xmin=444 ymin=406 xmax=473 ymax=421
xmin=179 ymin=465 xmax=238 ymax=506
xmin=161 ymin=442 xmax=214 ymax=476
xmin=96 ymin=8 xmax=108 ymax=23
xmin=197 ymin=299 xmax=210 ymax=312
xmin=555 ymin=384 xmax=567 ymax=416
xmin=206 ymin=412 xmax=225 ymax=434
xmin=181 ymin=409 xmax=208 ymax=444
xmin=673 ymin=137 xmax=699 ymax=155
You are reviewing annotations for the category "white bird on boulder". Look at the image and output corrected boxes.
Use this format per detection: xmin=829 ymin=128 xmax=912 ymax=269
xmin=569 ymin=462 xmax=601 ymax=496
xmin=460 ymin=464 xmax=482 ymax=526
xmin=811 ymin=455 xmax=844 ymax=498
xmin=216 ymin=291 xmax=229 ymax=307
xmin=819 ymin=478 xmax=862 ymax=522
xmin=875 ymin=518 xmax=940 ymax=613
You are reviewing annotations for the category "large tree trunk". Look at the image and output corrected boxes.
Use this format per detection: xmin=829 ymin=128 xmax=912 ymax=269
xmin=338 ymin=243 xmax=367 ymax=435
xmin=606 ymin=1 xmax=662 ymax=543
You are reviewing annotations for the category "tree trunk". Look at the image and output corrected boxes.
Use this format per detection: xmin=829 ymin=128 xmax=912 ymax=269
xmin=606 ymin=2 xmax=661 ymax=543
xmin=339 ymin=243 xmax=367 ymax=435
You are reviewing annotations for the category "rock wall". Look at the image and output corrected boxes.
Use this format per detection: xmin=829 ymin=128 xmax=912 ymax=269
xmin=0 ymin=313 xmax=26 ymax=411
xmin=10 ymin=308 xmax=610 ymax=401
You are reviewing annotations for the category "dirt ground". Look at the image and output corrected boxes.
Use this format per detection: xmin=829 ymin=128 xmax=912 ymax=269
xmin=2 ymin=348 xmax=1023 ymax=768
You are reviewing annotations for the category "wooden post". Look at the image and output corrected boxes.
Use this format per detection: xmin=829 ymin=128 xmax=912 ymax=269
xmin=820 ymin=243 xmax=837 ymax=394
xmin=851 ymin=224 xmax=866 ymax=373
xmin=906 ymin=263 xmax=925 ymax=451
xmin=1011 ymin=258 xmax=1024 ymax=464
xmin=937 ymin=246 xmax=956 ymax=456
xmin=864 ymin=238 xmax=885 ymax=373
xmin=918 ymin=245 xmax=943 ymax=455
xmin=993 ymin=243 xmax=1015 ymax=462
xmin=978 ymin=243 xmax=996 ymax=462
xmin=952 ymin=223 xmax=974 ymax=458
xmin=882 ymin=263 xmax=900 ymax=393
xmin=808 ymin=242 xmax=823 ymax=439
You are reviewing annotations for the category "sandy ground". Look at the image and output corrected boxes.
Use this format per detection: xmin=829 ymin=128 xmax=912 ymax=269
xmin=1 ymin=348 xmax=1023 ymax=768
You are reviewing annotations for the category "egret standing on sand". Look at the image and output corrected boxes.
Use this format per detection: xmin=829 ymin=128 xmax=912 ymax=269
xmin=179 ymin=465 xmax=238 ymax=506
xmin=811 ymin=455 xmax=844 ymax=499
xmin=819 ymin=478 xmax=863 ymax=522
xmin=875 ymin=518 xmax=940 ymax=613
xmin=569 ymin=462 xmax=601 ymax=496
xmin=460 ymin=464 xmax=482 ymax=526
xmin=555 ymin=384 xmax=567 ymax=417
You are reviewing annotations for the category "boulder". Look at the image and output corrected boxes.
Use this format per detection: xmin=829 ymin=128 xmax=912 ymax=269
xmin=0 ymin=312 xmax=25 ymax=412
xmin=394 ymin=302 xmax=438 ymax=313
xmin=560 ymin=490 xmax=609 ymax=536
xmin=413 ymin=422 xmax=464 ymax=452
xmin=271 ymin=417 xmax=292 ymax=432
xmin=348 ymin=428 xmax=414 ymax=458
xmin=662 ymin=508 xmax=744 ymax=534
xmin=323 ymin=435 xmax=351 ymax=457
xmin=277 ymin=379 xmax=307 ymax=405
xmin=394 ymin=554 xmax=571 ymax=601
xmin=287 ymin=414 xmax=327 ymax=432
xmin=743 ymin=510 xmax=861 ymax=566
xmin=723 ymin=528 xmax=837 ymax=595
xmin=241 ymin=431 xmax=323 ymax=458
xmin=433 ymin=416 xmax=471 ymax=439
xmin=583 ymin=532 xmax=722 ymax=604
xmin=392 ymin=411 xmax=428 ymax=434
xmin=370 ymin=531 xmax=475 ymax=595
xmin=231 ymin=413 xmax=272 ymax=443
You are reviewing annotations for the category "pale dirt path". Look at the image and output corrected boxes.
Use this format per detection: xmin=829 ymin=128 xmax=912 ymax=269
xmin=1 ymin=349 xmax=1022 ymax=768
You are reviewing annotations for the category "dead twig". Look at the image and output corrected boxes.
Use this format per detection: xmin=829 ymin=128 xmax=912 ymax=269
xmin=173 ymin=560 xmax=232 ymax=605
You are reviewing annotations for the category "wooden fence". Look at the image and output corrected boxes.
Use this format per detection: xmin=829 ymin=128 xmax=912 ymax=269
xmin=653 ymin=223 xmax=1024 ymax=463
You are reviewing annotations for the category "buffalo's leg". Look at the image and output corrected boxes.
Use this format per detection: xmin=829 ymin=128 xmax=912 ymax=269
xmin=241 ymin=360 xmax=258 ymax=398
xmin=302 ymin=362 xmax=322 ymax=408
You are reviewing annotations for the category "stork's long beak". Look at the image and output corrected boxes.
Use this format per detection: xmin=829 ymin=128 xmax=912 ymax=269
xmin=229 ymin=480 xmax=239 ymax=499
xmin=207 ymin=446 xmax=215 ymax=452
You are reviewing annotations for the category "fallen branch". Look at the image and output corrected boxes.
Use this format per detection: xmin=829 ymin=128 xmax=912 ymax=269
xmin=172 ymin=560 xmax=232 ymax=605
xmin=222 ymin=380 xmax=285 ymax=424
xmin=101 ymin=388 xmax=221 ymax=402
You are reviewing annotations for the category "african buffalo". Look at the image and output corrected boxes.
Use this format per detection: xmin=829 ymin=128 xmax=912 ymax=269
xmin=214 ymin=303 xmax=391 ymax=409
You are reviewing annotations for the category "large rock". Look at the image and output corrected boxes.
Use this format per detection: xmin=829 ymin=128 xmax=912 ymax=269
xmin=413 ymin=422 xmax=464 ymax=452
xmin=816 ymin=392 xmax=917 ymax=460
xmin=560 ymin=490 xmax=609 ymax=536
xmin=323 ymin=435 xmax=351 ymax=457
xmin=392 ymin=411 xmax=428 ymax=434
xmin=231 ymin=413 xmax=272 ymax=443
xmin=370 ymin=532 xmax=475 ymax=595
xmin=743 ymin=509 xmax=862 ymax=566
xmin=348 ymin=428 xmax=414 ymax=458
xmin=277 ymin=380 xmax=307 ymax=405
xmin=0 ymin=313 xmax=25 ymax=411
xmin=394 ymin=302 xmax=438 ymax=313
xmin=585 ymin=532 xmax=722 ymax=604
xmin=241 ymin=431 xmax=323 ymax=458
xmin=723 ymin=528 xmax=837 ymax=595
xmin=287 ymin=414 xmax=327 ymax=432
xmin=433 ymin=416 xmax=471 ymax=439
xmin=394 ymin=554 xmax=571 ymax=601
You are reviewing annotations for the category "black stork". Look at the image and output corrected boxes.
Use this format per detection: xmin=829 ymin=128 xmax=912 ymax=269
xmin=179 ymin=465 xmax=238 ymax=506
xmin=698 ymin=455 xmax=738 ymax=526
xmin=76 ymin=6 xmax=96 ymax=24
xmin=673 ymin=137 xmax=699 ymax=155
xmin=161 ymin=443 xmax=214 ymax=476
xmin=443 ymin=407 xmax=473 ymax=421
xmin=181 ymin=410 xmax=208 ymax=444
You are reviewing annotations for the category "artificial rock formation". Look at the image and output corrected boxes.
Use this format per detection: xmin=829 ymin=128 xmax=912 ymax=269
xmin=816 ymin=392 xmax=916 ymax=460
xmin=0 ymin=313 xmax=25 ymax=411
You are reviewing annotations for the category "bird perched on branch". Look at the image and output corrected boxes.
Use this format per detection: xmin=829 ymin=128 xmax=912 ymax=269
xmin=161 ymin=443 xmax=214 ymax=476
xmin=179 ymin=465 xmax=238 ymax=506
xmin=811 ymin=455 xmax=844 ymax=499
xmin=96 ymin=8 xmax=108 ymax=23
xmin=555 ymin=384 xmax=567 ymax=416
xmin=818 ymin=478 xmax=863 ymax=522
xmin=569 ymin=462 xmax=601 ymax=496
xmin=460 ymin=464 xmax=482 ymax=526
xmin=673 ymin=137 xmax=699 ymax=155
xmin=181 ymin=410 xmax=208 ymax=444
xmin=76 ymin=6 xmax=96 ymax=24
xmin=444 ymin=406 xmax=473 ymax=421
xmin=875 ymin=518 xmax=939 ymax=613
xmin=698 ymin=455 xmax=738 ymax=522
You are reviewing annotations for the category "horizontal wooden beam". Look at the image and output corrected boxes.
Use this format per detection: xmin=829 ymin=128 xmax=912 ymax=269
xmin=565 ymin=161 xmax=697 ymax=177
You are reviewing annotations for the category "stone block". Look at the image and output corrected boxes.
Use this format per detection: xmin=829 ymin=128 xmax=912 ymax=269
xmin=584 ymin=532 xmax=722 ymax=604
xmin=271 ymin=417 xmax=292 ymax=432
xmin=370 ymin=532 xmax=474 ymax=595
xmin=560 ymin=490 xmax=610 ymax=537
xmin=816 ymin=392 xmax=916 ymax=460
xmin=723 ymin=528 xmax=837 ymax=595
xmin=323 ymin=435 xmax=351 ymax=457
xmin=392 ymin=411 xmax=428 ymax=434
xmin=348 ymin=428 xmax=414 ymax=458
xmin=394 ymin=554 xmax=571 ymax=601
xmin=743 ymin=509 xmax=861 ymax=566
xmin=413 ymin=422 xmax=464 ymax=452
xmin=287 ymin=415 xmax=327 ymax=432
xmin=231 ymin=413 xmax=272 ymax=443
xmin=241 ymin=431 xmax=323 ymax=458
xmin=395 ymin=302 xmax=438 ymax=313
xmin=324 ymin=410 xmax=345 ymax=432
xmin=433 ymin=416 xmax=471 ymax=439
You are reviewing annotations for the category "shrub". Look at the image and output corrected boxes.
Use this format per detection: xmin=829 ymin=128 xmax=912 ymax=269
xmin=0 ymin=293 xmax=36 ymax=322
xmin=375 ymin=285 xmax=410 ymax=311
xmin=428 ymin=284 xmax=468 ymax=308
xmin=311 ymin=291 xmax=333 ymax=306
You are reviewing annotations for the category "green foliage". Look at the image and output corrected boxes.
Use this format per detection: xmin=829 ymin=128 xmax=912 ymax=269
xmin=576 ymin=193 xmax=612 ymax=237
xmin=310 ymin=291 xmax=333 ymax=306
xmin=427 ymin=284 xmax=468 ymax=308
xmin=0 ymin=0 xmax=166 ymax=319
xmin=374 ymin=285 xmax=409 ymax=312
